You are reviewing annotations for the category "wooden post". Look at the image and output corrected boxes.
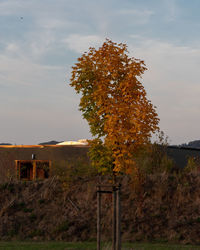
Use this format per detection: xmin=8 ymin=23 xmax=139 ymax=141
xmin=112 ymin=186 xmax=117 ymax=250
xmin=97 ymin=184 xmax=121 ymax=250
xmin=49 ymin=161 xmax=52 ymax=177
xmin=116 ymin=185 xmax=121 ymax=250
xmin=15 ymin=160 xmax=19 ymax=180
xmin=97 ymin=186 xmax=101 ymax=250
xmin=32 ymin=160 xmax=36 ymax=180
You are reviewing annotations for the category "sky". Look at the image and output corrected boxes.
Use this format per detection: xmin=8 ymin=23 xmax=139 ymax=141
xmin=1 ymin=0 xmax=200 ymax=145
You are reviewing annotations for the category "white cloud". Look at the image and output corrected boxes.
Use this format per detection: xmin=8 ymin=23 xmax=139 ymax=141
xmin=128 ymin=38 xmax=200 ymax=144
xmin=0 ymin=52 xmax=64 ymax=87
xmin=28 ymin=30 xmax=56 ymax=59
xmin=0 ymin=0 xmax=26 ymax=15
xmin=6 ymin=43 xmax=19 ymax=52
xmin=117 ymin=9 xmax=154 ymax=24
xmin=37 ymin=18 xmax=68 ymax=30
xmin=163 ymin=0 xmax=179 ymax=22
xmin=63 ymin=34 xmax=104 ymax=53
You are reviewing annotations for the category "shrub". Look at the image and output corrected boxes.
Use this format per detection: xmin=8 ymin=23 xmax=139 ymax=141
xmin=29 ymin=229 xmax=44 ymax=237
xmin=23 ymin=208 xmax=33 ymax=213
xmin=184 ymin=156 xmax=200 ymax=173
xmin=38 ymin=199 xmax=45 ymax=204
xmin=29 ymin=213 xmax=37 ymax=222
xmin=51 ymin=159 xmax=98 ymax=190
xmin=56 ymin=221 xmax=70 ymax=232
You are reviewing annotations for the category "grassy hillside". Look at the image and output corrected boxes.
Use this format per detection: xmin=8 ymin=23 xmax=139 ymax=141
xmin=0 ymin=171 xmax=200 ymax=244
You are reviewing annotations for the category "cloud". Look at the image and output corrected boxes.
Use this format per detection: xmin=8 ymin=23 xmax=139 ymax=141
xmin=28 ymin=30 xmax=56 ymax=59
xmin=128 ymin=37 xmax=200 ymax=144
xmin=63 ymin=34 xmax=104 ymax=53
xmin=36 ymin=18 xmax=68 ymax=30
xmin=5 ymin=43 xmax=19 ymax=52
xmin=0 ymin=50 xmax=64 ymax=87
xmin=163 ymin=0 xmax=179 ymax=22
xmin=0 ymin=0 xmax=27 ymax=15
xmin=117 ymin=9 xmax=154 ymax=24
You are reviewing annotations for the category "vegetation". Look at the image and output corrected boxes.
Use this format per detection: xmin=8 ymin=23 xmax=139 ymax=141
xmin=51 ymin=159 xmax=98 ymax=190
xmin=0 ymin=170 xmax=200 ymax=244
xmin=70 ymin=39 xmax=159 ymax=175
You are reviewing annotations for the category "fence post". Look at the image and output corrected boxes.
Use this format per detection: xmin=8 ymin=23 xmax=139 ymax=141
xmin=112 ymin=186 xmax=117 ymax=250
xmin=97 ymin=184 xmax=121 ymax=250
xmin=116 ymin=185 xmax=121 ymax=250
xmin=97 ymin=186 xmax=101 ymax=250
xmin=32 ymin=160 xmax=36 ymax=180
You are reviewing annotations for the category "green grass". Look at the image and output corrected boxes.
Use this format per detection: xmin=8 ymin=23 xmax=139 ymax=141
xmin=0 ymin=242 xmax=200 ymax=250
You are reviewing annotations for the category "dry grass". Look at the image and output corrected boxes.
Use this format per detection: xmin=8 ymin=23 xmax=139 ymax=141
xmin=0 ymin=172 xmax=199 ymax=244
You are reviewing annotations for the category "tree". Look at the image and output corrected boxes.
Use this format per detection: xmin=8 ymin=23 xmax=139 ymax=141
xmin=70 ymin=39 xmax=159 ymax=175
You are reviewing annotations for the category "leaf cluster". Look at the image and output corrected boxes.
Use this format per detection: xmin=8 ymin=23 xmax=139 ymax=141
xmin=70 ymin=39 xmax=159 ymax=174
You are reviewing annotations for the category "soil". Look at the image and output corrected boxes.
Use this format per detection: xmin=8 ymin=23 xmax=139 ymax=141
xmin=0 ymin=173 xmax=200 ymax=244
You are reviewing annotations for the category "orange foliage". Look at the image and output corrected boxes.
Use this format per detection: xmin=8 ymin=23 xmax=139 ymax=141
xmin=70 ymin=39 xmax=159 ymax=174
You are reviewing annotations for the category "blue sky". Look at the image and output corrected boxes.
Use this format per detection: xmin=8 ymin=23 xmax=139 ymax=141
xmin=1 ymin=0 xmax=200 ymax=145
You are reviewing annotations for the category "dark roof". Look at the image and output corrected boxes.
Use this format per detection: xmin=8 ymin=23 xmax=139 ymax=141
xmin=168 ymin=145 xmax=200 ymax=151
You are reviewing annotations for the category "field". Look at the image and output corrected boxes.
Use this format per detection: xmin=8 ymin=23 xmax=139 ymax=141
xmin=0 ymin=241 xmax=200 ymax=250
xmin=0 ymin=144 xmax=200 ymax=246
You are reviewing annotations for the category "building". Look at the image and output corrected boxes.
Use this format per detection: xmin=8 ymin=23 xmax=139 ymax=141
xmin=0 ymin=144 xmax=90 ymax=183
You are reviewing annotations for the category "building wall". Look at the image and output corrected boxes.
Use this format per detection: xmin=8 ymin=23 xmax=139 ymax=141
xmin=0 ymin=145 xmax=90 ymax=183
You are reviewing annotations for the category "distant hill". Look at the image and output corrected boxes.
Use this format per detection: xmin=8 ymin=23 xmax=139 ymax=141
xmin=0 ymin=143 xmax=12 ymax=145
xmin=180 ymin=140 xmax=200 ymax=149
xmin=38 ymin=140 xmax=62 ymax=145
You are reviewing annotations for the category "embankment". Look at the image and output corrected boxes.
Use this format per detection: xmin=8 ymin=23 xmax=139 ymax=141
xmin=0 ymin=173 xmax=200 ymax=244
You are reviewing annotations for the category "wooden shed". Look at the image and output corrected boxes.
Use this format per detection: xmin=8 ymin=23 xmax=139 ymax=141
xmin=15 ymin=160 xmax=51 ymax=181
xmin=0 ymin=144 xmax=90 ymax=183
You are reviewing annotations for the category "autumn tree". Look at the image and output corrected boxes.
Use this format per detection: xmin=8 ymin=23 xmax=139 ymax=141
xmin=70 ymin=39 xmax=159 ymax=175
